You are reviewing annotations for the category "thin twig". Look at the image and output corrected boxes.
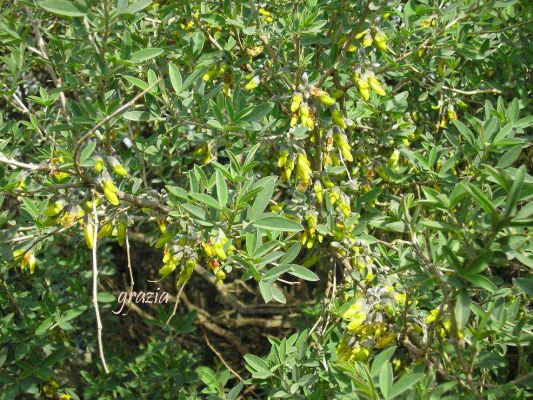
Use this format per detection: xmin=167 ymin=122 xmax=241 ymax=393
xmin=91 ymin=194 xmax=109 ymax=373
xmin=202 ymin=328 xmax=244 ymax=382
xmin=165 ymin=280 xmax=188 ymax=325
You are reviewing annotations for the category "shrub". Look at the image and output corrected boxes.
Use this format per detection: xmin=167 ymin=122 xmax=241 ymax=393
xmin=0 ymin=0 xmax=531 ymax=399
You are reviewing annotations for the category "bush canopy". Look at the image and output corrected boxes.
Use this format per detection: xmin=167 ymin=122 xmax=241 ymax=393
xmin=0 ymin=0 xmax=532 ymax=399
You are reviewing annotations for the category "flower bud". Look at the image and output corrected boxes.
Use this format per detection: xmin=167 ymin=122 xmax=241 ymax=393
xmin=373 ymin=30 xmax=387 ymax=51
xmin=108 ymin=157 xmax=128 ymax=177
xmin=93 ymin=157 xmax=105 ymax=174
xmin=84 ymin=217 xmax=95 ymax=249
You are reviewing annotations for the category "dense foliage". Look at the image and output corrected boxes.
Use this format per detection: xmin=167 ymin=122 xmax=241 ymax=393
xmin=1 ymin=0 xmax=532 ymax=399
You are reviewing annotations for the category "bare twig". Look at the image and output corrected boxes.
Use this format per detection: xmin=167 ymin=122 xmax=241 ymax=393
xmin=202 ymin=328 xmax=244 ymax=381
xmin=165 ymin=280 xmax=188 ymax=325
xmin=91 ymin=194 xmax=109 ymax=373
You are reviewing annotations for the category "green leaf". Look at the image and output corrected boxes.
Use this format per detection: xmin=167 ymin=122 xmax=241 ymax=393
xmin=259 ymin=281 xmax=273 ymax=302
xmin=242 ymin=102 xmax=274 ymax=122
xmin=453 ymin=120 xmax=476 ymax=148
xmin=466 ymin=252 xmax=491 ymax=274
xmin=188 ymin=193 xmax=221 ymax=210
xmin=385 ymin=91 xmax=409 ymax=112
xmin=22 ymin=198 xmax=40 ymax=220
xmin=280 ymin=243 xmax=302 ymax=265
xmin=270 ymin=285 xmax=287 ymax=303
xmin=169 ymin=63 xmax=182 ymax=94
xmin=442 ymin=246 xmax=462 ymax=271
xmin=122 ymin=111 xmax=155 ymax=121
xmin=35 ymin=317 xmax=54 ymax=336
xmin=130 ymin=48 xmax=164 ymax=64
xmin=39 ymin=0 xmax=86 ymax=17
xmin=463 ymin=274 xmax=497 ymax=293
xmin=79 ymin=141 xmax=97 ymax=165
xmin=244 ymin=354 xmax=273 ymax=378
xmin=97 ymin=292 xmax=116 ymax=303
xmin=371 ymin=346 xmax=397 ymax=377
xmin=288 ymin=265 xmax=319 ymax=281
xmin=249 ymin=176 xmax=277 ymax=221
xmin=464 ymin=183 xmax=497 ymax=215
xmin=390 ymin=373 xmax=424 ymax=398
xmin=0 ymin=347 xmax=8 ymax=368
xmin=454 ymin=290 xmax=471 ymax=330
xmin=262 ymin=264 xmax=291 ymax=282
xmin=253 ymin=216 xmax=303 ymax=232
xmin=379 ymin=361 xmax=393 ymax=400
xmin=165 ymin=185 xmax=189 ymax=200
xmin=497 ymin=145 xmax=522 ymax=168
xmin=227 ymin=382 xmax=243 ymax=400
xmin=123 ymin=75 xmax=149 ymax=91
xmin=191 ymin=31 xmax=205 ymax=53
xmin=117 ymin=0 xmax=152 ymax=15
xmin=419 ymin=219 xmax=457 ymax=232
xmin=196 ymin=366 xmax=218 ymax=387
xmin=505 ymin=165 xmax=525 ymax=218
xmin=215 ymin=170 xmax=228 ymax=207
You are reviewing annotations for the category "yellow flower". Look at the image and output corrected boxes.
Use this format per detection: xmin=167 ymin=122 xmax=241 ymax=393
xmin=362 ymin=32 xmax=373 ymax=48
xmin=331 ymin=109 xmax=347 ymax=129
xmin=373 ymin=30 xmax=387 ymax=51
xmin=376 ymin=332 xmax=395 ymax=349
xmin=290 ymin=92 xmax=303 ymax=112
xmin=103 ymin=179 xmax=119 ymax=206
xmin=342 ymin=303 xmax=362 ymax=319
xmin=357 ymin=77 xmax=370 ymax=101
xmin=333 ymin=132 xmax=353 ymax=162
xmin=202 ymin=241 xmax=216 ymax=257
xmin=93 ymin=157 xmax=105 ymax=173
xmin=215 ymin=269 xmax=226 ymax=281
xmin=84 ymin=219 xmax=95 ymax=249
xmin=387 ymin=149 xmax=400 ymax=169
xmin=246 ymin=46 xmax=264 ymax=58
xmin=97 ymin=222 xmax=113 ymax=239
xmin=44 ymin=200 xmax=65 ymax=217
xmin=313 ymin=180 xmax=323 ymax=203
xmin=296 ymin=153 xmax=312 ymax=187
xmin=347 ymin=312 xmax=366 ymax=332
xmin=426 ymin=308 xmax=441 ymax=324
xmin=113 ymin=162 xmax=128 ymax=177
xmin=278 ymin=149 xmax=289 ymax=168
xmin=319 ymin=93 xmax=336 ymax=106
xmin=368 ymin=75 xmax=386 ymax=96
xmin=244 ymin=76 xmax=260 ymax=91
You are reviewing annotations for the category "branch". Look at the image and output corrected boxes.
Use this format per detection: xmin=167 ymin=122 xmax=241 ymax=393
xmin=0 ymin=153 xmax=51 ymax=171
xmin=91 ymin=195 xmax=110 ymax=373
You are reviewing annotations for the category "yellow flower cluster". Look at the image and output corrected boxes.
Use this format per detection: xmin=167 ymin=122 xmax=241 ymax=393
xmin=13 ymin=249 xmax=36 ymax=273
xmin=353 ymin=71 xmax=387 ymax=101
xmin=300 ymin=213 xmax=323 ymax=249
xmin=202 ymin=232 xmax=234 ymax=281
xmin=356 ymin=29 xmax=388 ymax=51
